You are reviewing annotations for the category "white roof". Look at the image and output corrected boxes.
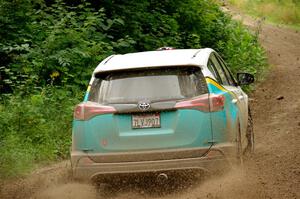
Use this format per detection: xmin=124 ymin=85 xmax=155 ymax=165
xmin=93 ymin=48 xmax=214 ymax=74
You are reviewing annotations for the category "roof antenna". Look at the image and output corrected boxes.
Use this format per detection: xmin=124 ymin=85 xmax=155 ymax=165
xmin=103 ymin=55 xmax=115 ymax=64
xmin=192 ymin=49 xmax=202 ymax=58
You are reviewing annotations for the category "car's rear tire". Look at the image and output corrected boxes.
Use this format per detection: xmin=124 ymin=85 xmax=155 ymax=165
xmin=245 ymin=108 xmax=254 ymax=154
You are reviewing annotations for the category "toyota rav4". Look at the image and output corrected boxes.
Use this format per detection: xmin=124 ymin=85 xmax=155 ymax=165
xmin=71 ymin=48 xmax=254 ymax=180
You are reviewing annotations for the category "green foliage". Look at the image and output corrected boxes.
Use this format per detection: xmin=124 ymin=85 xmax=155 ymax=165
xmin=1 ymin=0 xmax=135 ymax=90
xmin=0 ymin=86 xmax=82 ymax=178
xmin=1 ymin=0 xmax=266 ymax=92
xmin=0 ymin=134 xmax=36 ymax=178
xmin=0 ymin=0 xmax=267 ymax=178
xmin=217 ymin=21 xmax=267 ymax=76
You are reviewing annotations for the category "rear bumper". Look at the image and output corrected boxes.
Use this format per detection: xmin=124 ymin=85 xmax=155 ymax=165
xmin=71 ymin=145 xmax=235 ymax=181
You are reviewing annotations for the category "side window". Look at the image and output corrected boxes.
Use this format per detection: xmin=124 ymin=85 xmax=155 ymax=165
xmin=210 ymin=54 xmax=229 ymax=85
xmin=207 ymin=60 xmax=222 ymax=83
xmin=215 ymin=55 xmax=236 ymax=86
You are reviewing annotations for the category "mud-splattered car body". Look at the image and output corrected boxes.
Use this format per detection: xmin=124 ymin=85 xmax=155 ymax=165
xmin=71 ymin=48 xmax=254 ymax=180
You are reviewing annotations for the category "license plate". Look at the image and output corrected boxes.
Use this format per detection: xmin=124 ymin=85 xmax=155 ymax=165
xmin=132 ymin=113 xmax=161 ymax=129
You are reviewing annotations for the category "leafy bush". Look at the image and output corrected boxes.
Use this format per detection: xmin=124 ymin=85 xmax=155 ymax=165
xmin=1 ymin=0 xmax=135 ymax=91
xmin=1 ymin=0 xmax=266 ymax=92
xmin=217 ymin=21 xmax=267 ymax=76
xmin=0 ymin=86 xmax=82 ymax=178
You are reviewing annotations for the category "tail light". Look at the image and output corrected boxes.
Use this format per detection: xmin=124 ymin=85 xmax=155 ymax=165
xmin=175 ymin=94 xmax=225 ymax=112
xmin=209 ymin=94 xmax=225 ymax=112
xmin=74 ymin=102 xmax=116 ymax=120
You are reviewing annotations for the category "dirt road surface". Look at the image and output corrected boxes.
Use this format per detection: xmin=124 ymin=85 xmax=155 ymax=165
xmin=1 ymin=10 xmax=299 ymax=199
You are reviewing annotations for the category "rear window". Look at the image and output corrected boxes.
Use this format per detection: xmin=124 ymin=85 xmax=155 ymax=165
xmin=89 ymin=67 xmax=208 ymax=104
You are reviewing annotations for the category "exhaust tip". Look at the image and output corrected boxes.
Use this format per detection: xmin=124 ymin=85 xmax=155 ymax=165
xmin=156 ymin=173 xmax=168 ymax=183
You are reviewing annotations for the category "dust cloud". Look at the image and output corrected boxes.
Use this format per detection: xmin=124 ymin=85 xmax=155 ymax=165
xmin=33 ymin=183 xmax=97 ymax=199
xmin=27 ymin=165 xmax=264 ymax=199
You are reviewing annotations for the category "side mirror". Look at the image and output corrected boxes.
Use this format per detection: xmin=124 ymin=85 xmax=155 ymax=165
xmin=237 ymin=73 xmax=254 ymax=85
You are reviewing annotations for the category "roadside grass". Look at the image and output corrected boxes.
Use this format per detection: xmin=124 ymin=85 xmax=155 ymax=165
xmin=228 ymin=0 xmax=300 ymax=28
xmin=0 ymin=87 xmax=82 ymax=179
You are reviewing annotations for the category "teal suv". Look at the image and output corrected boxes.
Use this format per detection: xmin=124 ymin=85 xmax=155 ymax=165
xmin=71 ymin=48 xmax=254 ymax=180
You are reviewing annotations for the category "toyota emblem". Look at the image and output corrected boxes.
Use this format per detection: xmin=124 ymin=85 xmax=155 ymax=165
xmin=138 ymin=102 xmax=151 ymax=111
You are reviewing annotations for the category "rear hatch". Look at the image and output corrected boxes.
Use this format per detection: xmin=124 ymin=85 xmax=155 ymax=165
xmin=73 ymin=66 xmax=215 ymax=157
